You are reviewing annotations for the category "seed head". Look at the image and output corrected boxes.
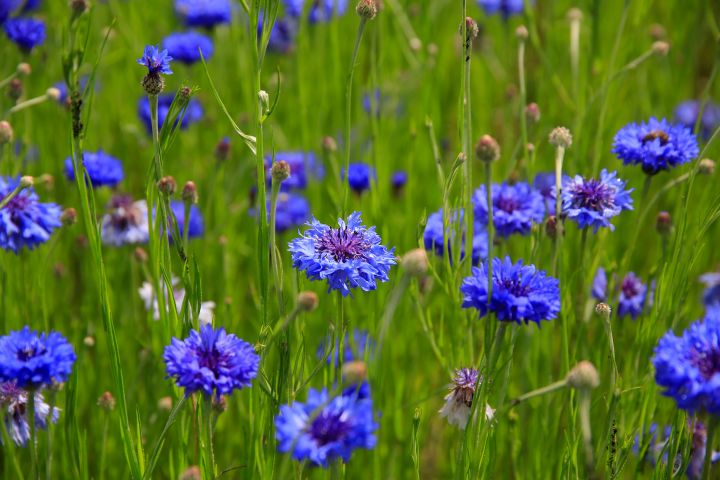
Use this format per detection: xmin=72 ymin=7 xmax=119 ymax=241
xmin=525 ymin=102 xmax=540 ymax=123
xmin=515 ymin=25 xmax=528 ymax=41
xmin=699 ymin=158 xmax=715 ymax=175
xmin=141 ymin=72 xmax=164 ymax=95
xmin=401 ymin=248 xmax=429 ymax=277
xmin=182 ymin=181 xmax=198 ymax=204
xmin=475 ymin=134 xmax=500 ymax=163
xmin=271 ymin=160 xmax=291 ymax=184
xmin=157 ymin=176 xmax=177 ymax=196
xmin=549 ymin=126 xmax=572 ymax=148
xmin=0 ymin=121 xmax=13 ymax=145
xmin=297 ymin=291 xmax=319 ymax=312
xmin=566 ymin=361 xmax=600 ymax=390
xmin=356 ymin=0 xmax=377 ymax=19
xmin=97 ymin=391 xmax=116 ymax=411
xmin=61 ymin=208 xmax=78 ymax=226
xmin=595 ymin=302 xmax=612 ymax=318
xmin=652 ymin=41 xmax=670 ymax=56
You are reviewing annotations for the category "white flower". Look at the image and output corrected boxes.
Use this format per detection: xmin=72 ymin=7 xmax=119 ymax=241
xmin=138 ymin=278 xmax=215 ymax=324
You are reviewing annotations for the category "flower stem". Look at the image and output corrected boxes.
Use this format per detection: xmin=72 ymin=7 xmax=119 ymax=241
xmin=201 ymin=395 xmax=215 ymax=480
xmin=341 ymin=18 xmax=368 ymax=216
xmin=703 ymin=416 xmax=719 ymax=480
xmin=461 ymin=1 xmax=474 ymax=278
xmin=0 ymin=181 xmax=28 ymax=210
xmin=335 ymin=291 xmax=345 ymax=386
xmin=518 ymin=35 xmax=529 ymax=178
xmin=578 ymin=391 xmax=595 ymax=478
xmin=552 ymin=145 xmax=566 ymax=275
xmin=28 ymin=390 xmax=39 ymax=480
xmin=510 ymin=379 xmax=567 ymax=407
xmin=6 ymin=93 xmax=52 ymax=116
xmin=269 ymin=179 xmax=284 ymax=312
xmin=485 ymin=160 xmax=493 ymax=302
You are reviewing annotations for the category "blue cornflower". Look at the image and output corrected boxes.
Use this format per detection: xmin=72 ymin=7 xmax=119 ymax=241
xmin=617 ymin=272 xmax=646 ymax=319
xmin=0 ymin=177 xmax=61 ymax=253
xmin=52 ymin=76 xmax=89 ymax=105
xmin=423 ymin=209 xmax=487 ymax=264
xmin=138 ymin=94 xmax=204 ymax=134
xmin=632 ymin=423 xmax=673 ymax=467
xmin=3 ymin=17 xmax=45 ymax=50
xmin=612 ymin=117 xmax=699 ymax=174
xmin=275 ymin=387 xmax=378 ymax=467
xmin=317 ymin=329 xmax=374 ymax=366
xmin=163 ymin=324 xmax=260 ymax=397
xmin=561 ymin=169 xmax=634 ymax=232
xmin=472 ymin=182 xmax=545 ymax=237
xmin=391 ymin=171 xmax=407 ymax=191
xmin=653 ymin=315 xmax=720 ymax=413
xmin=284 ymin=0 xmax=348 ymax=22
xmin=260 ymin=15 xmax=297 ymax=54
xmin=0 ymin=327 xmax=76 ymax=389
xmin=271 ymin=193 xmax=310 ymax=232
xmin=362 ymin=88 xmax=381 ymax=116
xmin=461 ymin=256 xmax=560 ymax=326
xmin=674 ymin=100 xmax=720 ymax=139
xmin=169 ymin=200 xmax=204 ymax=239
xmin=477 ymin=0 xmax=530 ymax=18
xmin=591 ymin=267 xmax=608 ymax=302
xmin=64 ymin=150 xmax=124 ymax=188
xmin=342 ymin=163 xmax=375 ymax=193
xmin=533 ymin=172 xmax=556 ymax=211
xmin=162 ymin=31 xmax=214 ymax=65
xmin=288 ymin=212 xmax=396 ymax=297
xmin=265 ymin=152 xmax=323 ymax=190
xmin=175 ymin=0 xmax=232 ymax=28
xmin=100 ymin=195 xmax=149 ymax=246
xmin=700 ymin=272 xmax=720 ymax=314
xmin=137 ymin=45 xmax=173 ymax=75
xmin=0 ymin=382 xmax=59 ymax=447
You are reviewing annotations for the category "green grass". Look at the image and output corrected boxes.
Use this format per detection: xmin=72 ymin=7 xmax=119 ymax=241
xmin=1 ymin=0 xmax=720 ymax=478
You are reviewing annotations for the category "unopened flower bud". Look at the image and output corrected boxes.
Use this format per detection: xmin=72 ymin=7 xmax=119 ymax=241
xmin=179 ymin=466 xmax=201 ymax=480
xmin=258 ymin=90 xmax=270 ymax=114
xmin=61 ymin=208 xmax=77 ymax=226
xmin=409 ymin=37 xmax=422 ymax=52
xmin=71 ymin=0 xmax=89 ymax=15
xmin=356 ymin=0 xmax=377 ymax=19
xmin=549 ymin=126 xmax=572 ymax=148
xmin=567 ymin=8 xmax=583 ymax=22
xmin=427 ymin=43 xmax=439 ymax=56
xmin=212 ymin=395 xmax=228 ymax=414
xmin=271 ymin=160 xmax=291 ymax=183
xmin=342 ymin=361 xmax=367 ymax=384
xmin=83 ymin=335 xmax=95 ymax=347
xmin=595 ymin=302 xmax=612 ymax=317
xmin=515 ymin=25 xmax=528 ymax=41
xmin=656 ymin=211 xmax=672 ymax=235
xmin=157 ymin=396 xmax=173 ymax=411
xmin=475 ymin=134 xmax=500 ymax=163
xmin=462 ymin=17 xmax=479 ymax=42
xmin=20 ymin=176 xmax=34 ymax=188
xmin=182 ymin=181 xmax=198 ymax=204
xmin=649 ymin=24 xmax=666 ymax=41
xmin=322 ymin=136 xmax=337 ymax=153
xmin=157 ymin=175 xmax=177 ymax=196
xmin=525 ymin=102 xmax=540 ymax=123
xmin=0 ymin=121 xmax=13 ymax=145
xmin=545 ymin=215 xmax=558 ymax=239
xmin=8 ymin=78 xmax=23 ymax=101
xmin=297 ymin=291 xmax=319 ymax=312
xmin=142 ymin=73 xmax=164 ymax=95
xmin=566 ymin=361 xmax=600 ymax=390
xmin=134 ymin=247 xmax=148 ymax=263
xmin=652 ymin=41 xmax=670 ymax=56
xmin=38 ymin=174 xmax=54 ymax=190
xmin=401 ymin=248 xmax=429 ymax=277
xmin=46 ymin=87 xmax=61 ymax=101
xmin=699 ymin=158 xmax=715 ymax=175
xmin=526 ymin=143 xmax=535 ymax=153
xmin=97 ymin=391 xmax=116 ymax=411
xmin=17 ymin=63 xmax=31 ymax=76
xmin=215 ymin=137 xmax=230 ymax=162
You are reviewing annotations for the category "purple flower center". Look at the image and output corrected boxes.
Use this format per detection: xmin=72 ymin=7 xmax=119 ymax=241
xmin=453 ymin=368 xmax=479 ymax=390
xmin=621 ymin=277 xmax=641 ymax=298
xmin=501 ymin=278 xmax=530 ymax=297
xmin=310 ymin=410 xmax=352 ymax=446
xmin=196 ymin=345 xmax=225 ymax=377
xmin=642 ymin=130 xmax=670 ymax=146
xmin=568 ymin=179 xmax=615 ymax=212
xmin=316 ymin=227 xmax=370 ymax=262
xmin=495 ymin=195 xmax=520 ymax=213
xmin=17 ymin=342 xmax=46 ymax=361
xmin=691 ymin=348 xmax=720 ymax=379
xmin=109 ymin=196 xmax=143 ymax=230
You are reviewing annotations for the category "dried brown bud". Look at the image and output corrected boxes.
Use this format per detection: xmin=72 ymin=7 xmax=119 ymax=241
xmin=179 ymin=466 xmax=202 ymax=480
xmin=342 ymin=361 xmax=368 ymax=384
xmin=142 ymin=72 xmax=164 ymax=96
xmin=97 ymin=391 xmax=116 ymax=411
xmin=649 ymin=24 xmax=666 ymax=41
xmin=83 ymin=335 xmax=95 ymax=347
xmin=297 ymin=291 xmax=319 ymax=312
xmin=157 ymin=396 xmax=173 ymax=412
xmin=566 ymin=361 xmax=600 ymax=390
xmin=545 ymin=215 xmax=558 ymax=239
xmin=20 ymin=176 xmax=34 ymax=188
xmin=271 ymin=160 xmax=291 ymax=183
xmin=656 ymin=211 xmax=672 ymax=235
xmin=8 ymin=78 xmax=23 ymax=101
xmin=157 ymin=176 xmax=177 ymax=196
xmin=17 ymin=63 xmax=31 ymax=76
xmin=61 ymin=208 xmax=78 ymax=226
xmin=549 ymin=127 xmax=572 ymax=148
xmin=322 ymin=136 xmax=338 ymax=153
xmin=525 ymin=102 xmax=540 ymax=123
xmin=182 ymin=181 xmax=198 ymax=204
xmin=475 ymin=134 xmax=500 ymax=163
xmin=401 ymin=248 xmax=428 ymax=277
xmin=356 ymin=0 xmax=377 ymax=19
xmin=0 ymin=121 xmax=13 ymax=145
xmin=215 ymin=137 xmax=230 ymax=162
xmin=595 ymin=303 xmax=612 ymax=317
xmin=212 ymin=395 xmax=228 ymax=414
xmin=463 ymin=17 xmax=479 ymax=41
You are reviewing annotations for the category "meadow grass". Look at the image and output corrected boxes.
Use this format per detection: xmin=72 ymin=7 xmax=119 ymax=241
xmin=1 ymin=0 xmax=720 ymax=478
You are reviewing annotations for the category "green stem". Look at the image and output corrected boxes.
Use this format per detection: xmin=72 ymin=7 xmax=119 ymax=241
xmin=269 ymin=179 xmax=284 ymax=312
xmin=510 ymin=379 xmax=567 ymax=407
xmin=703 ymin=416 xmax=718 ymax=480
xmin=335 ymin=292 xmax=345 ymax=385
xmin=462 ymin=3 xmax=474 ymax=278
xmin=6 ymin=93 xmax=51 ymax=117
xmin=485 ymin=160 xmax=493 ymax=300
xmin=518 ymin=37 xmax=529 ymax=178
xmin=201 ymin=396 xmax=215 ymax=480
xmin=341 ymin=18 xmax=368 ymax=215
xmin=0 ymin=181 xmax=27 ymax=210
xmin=579 ymin=391 xmax=595 ymax=478
xmin=28 ymin=390 xmax=38 ymax=480
xmin=552 ymin=145 xmax=566 ymax=276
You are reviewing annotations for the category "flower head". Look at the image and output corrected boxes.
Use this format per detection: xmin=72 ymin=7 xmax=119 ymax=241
xmin=700 ymin=272 xmax=720 ymax=315
xmin=285 ymin=0 xmax=349 ymax=23
xmin=0 ymin=382 xmax=59 ymax=447
xmin=163 ymin=324 xmax=260 ymax=397
xmin=138 ymin=94 xmax=204 ymax=134
xmin=674 ymin=100 xmax=720 ymax=139
xmin=612 ymin=117 xmax=699 ymax=174
xmin=175 ymin=0 xmax=232 ymax=28
xmin=423 ymin=208 xmax=487 ymax=264
xmin=617 ymin=272 xmax=647 ymax=319
xmin=533 ymin=172 xmax=556 ymax=211
xmin=461 ymin=257 xmax=560 ymax=326
xmin=472 ymin=182 xmax=545 ymax=237
xmin=391 ymin=170 xmax=407 ymax=191
xmin=653 ymin=315 xmax=720 ymax=413
xmin=162 ymin=31 xmax=214 ymax=65
xmin=289 ymin=212 xmax=395 ymax=296
xmin=438 ymin=368 xmax=494 ymax=429
xmin=138 ymin=277 xmax=215 ymax=325
xmin=341 ymin=163 xmax=375 ymax=194
xmin=100 ymin=195 xmax=149 ymax=246
xmin=137 ymin=45 xmax=173 ymax=75
xmin=266 ymin=193 xmax=310 ymax=232
xmin=275 ymin=387 xmax=378 ymax=467
xmin=0 ymin=176 xmax=61 ymax=253
xmin=0 ymin=327 xmax=76 ymax=388
xmin=317 ymin=330 xmax=373 ymax=366
xmin=477 ymin=0 xmax=530 ymax=18
xmin=591 ymin=267 xmax=608 ymax=302
xmin=561 ymin=169 xmax=633 ymax=232
xmin=3 ymin=17 xmax=45 ymax=50
xmin=168 ymin=200 xmax=204 ymax=239
xmin=64 ymin=150 xmax=124 ymax=188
